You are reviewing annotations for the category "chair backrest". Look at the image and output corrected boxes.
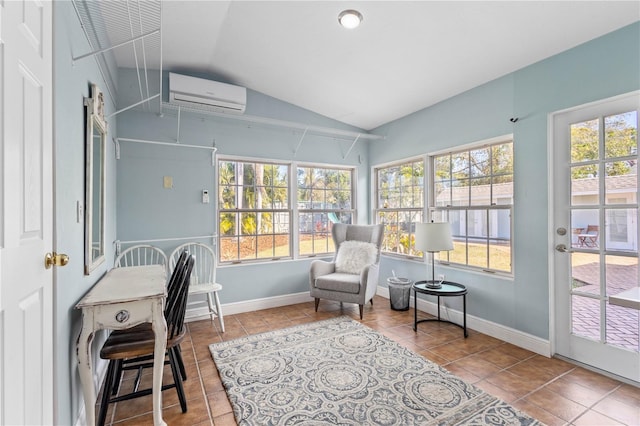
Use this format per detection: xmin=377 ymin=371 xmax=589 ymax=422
xmin=331 ymin=224 xmax=384 ymax=263
xmin=114 ymin=244 xmax=168 ymax=271
xmin=165 ymin=251 xmax=195 ymax=339
xmin=586 ymin=225 xmax=599 ymax=235
xmin=168 ymin=242 xmax=217 ymax=285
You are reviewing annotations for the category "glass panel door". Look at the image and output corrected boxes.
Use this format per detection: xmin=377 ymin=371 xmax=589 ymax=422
xmin=553 ymin=93 xmax=640 ymax=383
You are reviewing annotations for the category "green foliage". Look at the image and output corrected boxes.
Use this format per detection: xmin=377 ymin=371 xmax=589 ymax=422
xmin=377 ymin=160 xmax=424 ymax=209
xmin=298 ymin=167 xmax=352 ymax=209
xmin=570 ymin=113 xmax=637 ymax=179
xmin=219 ymin=161 xmax=287 ymax=238
xmin=435 ymin=142 xmax=513 ymax=186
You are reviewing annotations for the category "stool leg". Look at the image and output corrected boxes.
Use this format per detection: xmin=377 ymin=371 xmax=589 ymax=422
xmin=213 ymin=291 xmax=225 ymax=332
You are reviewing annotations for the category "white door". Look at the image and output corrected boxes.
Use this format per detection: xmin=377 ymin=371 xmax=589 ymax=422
xmin=552 ymin=91 xmax=640 ymax=383
xmin=0 ymin=1 xmax=54 ymax=424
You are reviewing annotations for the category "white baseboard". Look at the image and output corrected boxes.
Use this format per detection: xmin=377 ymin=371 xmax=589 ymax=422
xmin=185 ymin=291 xmax=314 ymax=322
xmin=187 ymin=287 xmax=550 ymax=357
xmin=377 ymin=286 xmax=551 ymax=357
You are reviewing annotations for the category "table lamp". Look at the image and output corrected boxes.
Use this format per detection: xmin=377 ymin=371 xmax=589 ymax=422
xmin=415 ymin=222 xmax=454 ymax=288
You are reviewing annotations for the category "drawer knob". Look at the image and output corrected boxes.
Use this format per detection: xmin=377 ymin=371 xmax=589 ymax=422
xmin=115 ymin=310 xmax=130 ymax=323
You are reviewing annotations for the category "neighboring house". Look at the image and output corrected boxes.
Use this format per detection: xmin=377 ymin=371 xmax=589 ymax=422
xmin=436 ymin=181 xmax=514 ymax=241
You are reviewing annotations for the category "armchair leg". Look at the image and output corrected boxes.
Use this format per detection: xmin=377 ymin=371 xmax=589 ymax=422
xmin=370 ymin=299 xmax=373 ymax=306
xmin=359 ymin=305 xmax=363 ymax=320
xmin=314 ymin=298 xmax=320 ymax=312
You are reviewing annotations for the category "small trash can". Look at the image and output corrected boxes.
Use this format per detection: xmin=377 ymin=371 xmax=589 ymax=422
xmin=387 ymin=277 xmax=413 ymax=311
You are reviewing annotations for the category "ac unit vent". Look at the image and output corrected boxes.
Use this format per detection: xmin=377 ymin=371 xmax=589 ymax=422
xmin=169 ymin=72 xmax=246 ymax=115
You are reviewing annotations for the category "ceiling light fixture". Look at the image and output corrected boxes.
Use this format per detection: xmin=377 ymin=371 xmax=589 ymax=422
xmin=338 ymin=9 xmax=363 ymax=29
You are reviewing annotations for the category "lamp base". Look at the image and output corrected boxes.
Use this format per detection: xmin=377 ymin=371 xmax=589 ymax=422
xmin=424 ymin=280 xmax=442 ymax=289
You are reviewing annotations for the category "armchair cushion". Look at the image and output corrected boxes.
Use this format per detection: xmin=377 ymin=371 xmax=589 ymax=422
xmin=315 ymin=273 xmax=361 ymax=294
xmin=335 ymin=240 xmax=378 ymax=274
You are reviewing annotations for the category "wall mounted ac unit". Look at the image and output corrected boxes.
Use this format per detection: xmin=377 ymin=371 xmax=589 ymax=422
xmin=169 ymin=72 xmax=246 ymax=114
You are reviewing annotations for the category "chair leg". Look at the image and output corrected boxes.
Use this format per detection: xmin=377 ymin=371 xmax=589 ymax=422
xmin=315 ymin=298 xmax=320 ymax=312
xmin=98 ymin=360 xmax=117 ymax=426
xmin=111 ymin=359 xmax=123 ymax=396
xmin=359 ymin=304 xmax=364 ymax=320
xmin=175 ymin=345 xmax=187 ymax=381
xmin=370 ymin=298 xmax=373 ymax=306
xmin=213 ymin=291 xmax=225 ymax=332
xmin=168 ymin=347 xmax=188 ymax=413
xmin=206 ymin=292 xmax=216 ymax=323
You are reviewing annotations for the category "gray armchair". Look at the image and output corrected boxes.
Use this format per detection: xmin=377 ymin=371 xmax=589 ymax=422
xmin=309 ymin=223 xmax=384 ymax=319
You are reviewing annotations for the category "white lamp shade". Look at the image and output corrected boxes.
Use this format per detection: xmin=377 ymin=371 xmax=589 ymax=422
xmin=415 ymin=222 xmax=454 ymax=252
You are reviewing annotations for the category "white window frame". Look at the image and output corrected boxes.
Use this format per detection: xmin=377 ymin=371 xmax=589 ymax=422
xmin=429 ymin=135 xmax=514 ymax=275
xmin=218 ymin=156 xmax=292 ymax=264
xmin=297 ymin=163 xmax=356 ymax=257
xmin=217 ymin=155 xmax=357 ymax=264
xmin=373 ymin=156 xmax=426 ymax=259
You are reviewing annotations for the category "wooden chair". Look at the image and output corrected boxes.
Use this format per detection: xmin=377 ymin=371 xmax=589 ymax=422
xmin=169 ymin=242 xmax=225 ymax=332
xmin=97 ymin=251 xmax=194 ymax=426
xmin=577 ymin=225 xmax=599 ymax=247
xmin=114 ymin=244 xmax=168 ymax=272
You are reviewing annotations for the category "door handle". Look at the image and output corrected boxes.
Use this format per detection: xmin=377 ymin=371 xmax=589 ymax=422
xmin=555 ymin=244 xmax=569 ymax=253
xmin=45 ymin=252 xmax=70 ymax=269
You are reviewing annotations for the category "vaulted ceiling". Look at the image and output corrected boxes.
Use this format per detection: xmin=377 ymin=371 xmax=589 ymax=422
xmin=79 ymin=1 xmax=639 ymax=130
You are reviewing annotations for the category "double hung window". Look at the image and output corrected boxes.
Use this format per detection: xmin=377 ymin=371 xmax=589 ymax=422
xmin=374 ymin=159 xmax=425 ymax=257
xmin=430 ymin=140 xmax=513 ymax=273
xmin=297 ymin=166 xmax=354 ymax=256
xmin=218 ymin=159 xmax=290 ymax=263
xmin=218 ymin=159 xmax=356 ymax=263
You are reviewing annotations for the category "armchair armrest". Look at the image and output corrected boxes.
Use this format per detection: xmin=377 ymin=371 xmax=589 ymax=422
xmin=310 ymin=260 xmax=336 ymax=289
xmin=360 ymin=263 xmax=380 ymax=300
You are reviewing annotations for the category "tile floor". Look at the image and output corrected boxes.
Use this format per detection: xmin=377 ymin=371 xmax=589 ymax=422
xmin=97 ymin=296 xmax=640 ymax=425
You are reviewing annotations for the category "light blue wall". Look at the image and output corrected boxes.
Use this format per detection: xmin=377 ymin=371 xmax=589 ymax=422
xmin=116 ymin=68 xmax=371 ymax=304
xmin=53 ymin=2 xmax=118 ymax=424
xmin=369 ymin=22 xmax=640 ymax=339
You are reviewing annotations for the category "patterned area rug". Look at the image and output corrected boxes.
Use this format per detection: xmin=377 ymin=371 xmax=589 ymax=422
xmin=209 ymin=316 xmax=542 ymax=425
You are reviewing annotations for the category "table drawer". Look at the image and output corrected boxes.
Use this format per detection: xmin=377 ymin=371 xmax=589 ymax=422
xmin=93 ymin=299 xmax=161 ymax=330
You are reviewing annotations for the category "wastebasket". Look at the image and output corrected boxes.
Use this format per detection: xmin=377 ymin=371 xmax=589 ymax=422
xmin=387 ymin=277 xmax=412 ymax=311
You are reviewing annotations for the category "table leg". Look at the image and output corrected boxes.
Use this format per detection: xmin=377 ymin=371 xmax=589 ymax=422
xmin=151 ymin=300 xmax=168 ymax=426
xmin=413 ymin=288 xmax=417 ymax=331
xmin=76 ymin=318 xmax=96 ymax=426
xmin=463 ymin=294 xmax=468 ymax=338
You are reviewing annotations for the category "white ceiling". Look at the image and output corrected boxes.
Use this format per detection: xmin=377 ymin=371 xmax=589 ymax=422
xmin=102 ymin=1 xmax=639 ymax=131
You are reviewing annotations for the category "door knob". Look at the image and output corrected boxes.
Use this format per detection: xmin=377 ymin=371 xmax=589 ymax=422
xmin=555 ymin=244 xmax=569 ymax=253
xmin=45 ymin=252 xmax=70 ymax=269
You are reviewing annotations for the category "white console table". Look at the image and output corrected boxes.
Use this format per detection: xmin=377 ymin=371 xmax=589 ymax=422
xmin=75 ymin=265 xmax=167 ymax=426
